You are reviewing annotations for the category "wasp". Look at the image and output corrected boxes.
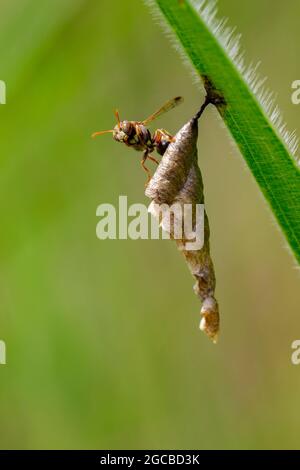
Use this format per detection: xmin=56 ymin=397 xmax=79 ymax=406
xmin=92 ymin=96 xmax=183 ymax=184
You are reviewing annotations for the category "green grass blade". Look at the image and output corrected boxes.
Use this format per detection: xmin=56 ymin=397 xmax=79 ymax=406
xmin=147 ymin=0 xmax=300 ymax=264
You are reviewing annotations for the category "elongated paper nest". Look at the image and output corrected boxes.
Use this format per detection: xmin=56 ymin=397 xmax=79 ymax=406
xmin=145 ymin=116 xmax=219 ymax=342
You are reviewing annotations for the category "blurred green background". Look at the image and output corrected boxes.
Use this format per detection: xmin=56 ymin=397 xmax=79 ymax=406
xmin=0 ymin=0 xmax=299 ymax=450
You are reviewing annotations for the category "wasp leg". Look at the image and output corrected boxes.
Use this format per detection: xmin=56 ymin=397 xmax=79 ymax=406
xmin=147 ymin=155 xmax=159 ymax=165
xmin=141 ymin=151 xmax=152 ymax=186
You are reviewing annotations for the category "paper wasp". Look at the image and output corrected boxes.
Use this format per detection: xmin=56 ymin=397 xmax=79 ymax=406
xmin=92 ymin=96 xmax=183 ymax=184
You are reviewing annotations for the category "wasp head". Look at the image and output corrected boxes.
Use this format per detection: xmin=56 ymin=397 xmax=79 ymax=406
xmin=112 ymin=120 xmax=134 ymax=143
xmin=92 ymin=110 xmax=134 ymax=144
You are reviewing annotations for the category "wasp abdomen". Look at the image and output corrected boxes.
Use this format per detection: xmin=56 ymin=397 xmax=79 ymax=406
xmin=153 ymin=129 xmax=174 ymax=156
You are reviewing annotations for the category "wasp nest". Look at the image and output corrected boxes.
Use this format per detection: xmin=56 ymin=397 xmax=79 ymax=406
xmin=145 ymin=112 xmax=219 ymax=342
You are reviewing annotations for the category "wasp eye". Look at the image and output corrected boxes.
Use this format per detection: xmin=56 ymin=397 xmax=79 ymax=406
xmin=121 ymin=120 xmax=132 ymax=135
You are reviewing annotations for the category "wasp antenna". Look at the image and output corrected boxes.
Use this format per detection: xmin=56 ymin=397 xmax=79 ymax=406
xmin=91 ymin=129 xmax=114 ymax=138
xmin=114 ymin=109 xmax=121 ymax=127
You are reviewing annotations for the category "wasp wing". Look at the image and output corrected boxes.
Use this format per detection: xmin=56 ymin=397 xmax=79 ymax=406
xmin=142 ymin=96 xmax=183 ymax=125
